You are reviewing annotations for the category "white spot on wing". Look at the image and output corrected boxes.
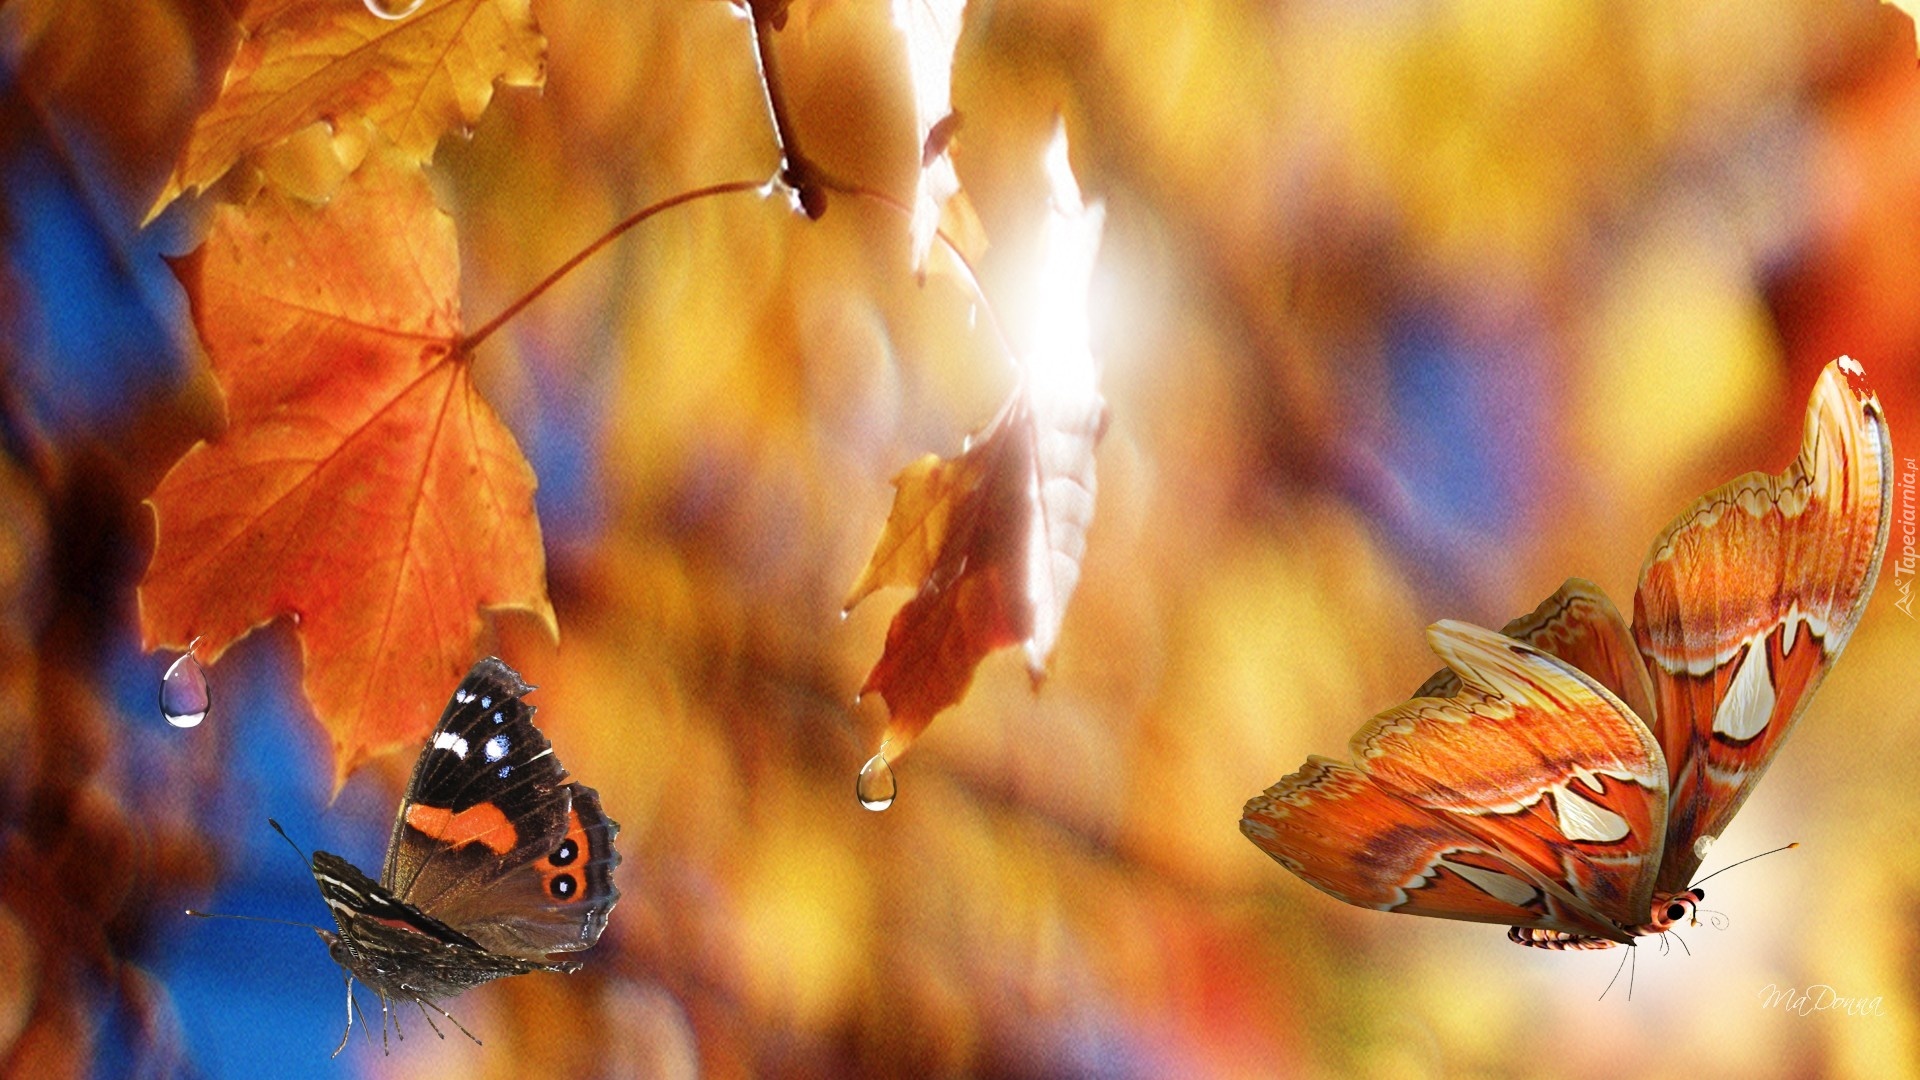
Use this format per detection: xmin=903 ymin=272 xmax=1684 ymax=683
xmin=485 ymin=734 xmax=509 ymax=762
xmin=480 ymin=696 xmax=492 ymax=709
xmin=1440 ymin=858 xmax=1538 ymax=907
xmin=1838 ymin=355 xmax=1864 ymax=375
xmin=1552 ymin=784 xmax=1629 ymax=843
xmin=1712 ymin=640 xmax=1777 ymax=741
xmin=1694 ymin=834 xmax=1716 ymax=860
xmin=432 ymin=731 xmax=468 ymax=759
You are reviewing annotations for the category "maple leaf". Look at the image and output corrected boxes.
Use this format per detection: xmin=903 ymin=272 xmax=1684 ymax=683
xmin=847 ymin=120 xmax=1106 ymax=755
xmin=146 ymin=0 xmax=545 ymax=221
xmin=139 ymin=149 xmax=556 ymax=788
xmin=893 ymin=0 xmax=983 ymax=273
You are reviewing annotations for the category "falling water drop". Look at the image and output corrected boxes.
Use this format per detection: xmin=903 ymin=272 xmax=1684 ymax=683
xmin=363 ymin=0 xmax=426 ymax=19
xmin=856 ymin=753 xmax=896 ymax=811
xmin=160 ymin=639 xmax=210 ymax=729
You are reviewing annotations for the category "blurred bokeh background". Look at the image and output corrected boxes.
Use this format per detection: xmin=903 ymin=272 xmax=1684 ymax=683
xmin=5 ymin=0 xmax=1920 ymax=1076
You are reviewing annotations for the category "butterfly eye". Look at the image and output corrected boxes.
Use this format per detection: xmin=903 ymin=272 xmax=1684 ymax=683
xmin=1665 ymin=903 xmax=1686 ymax=922
xmin=550 ymin=839 xmax=579 ymax=866
xmin=1691 ymin=888 xmax=1705 ymax=902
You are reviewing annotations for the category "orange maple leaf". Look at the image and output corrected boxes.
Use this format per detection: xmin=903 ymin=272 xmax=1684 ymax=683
xmin=139 ymin=149 xmax=555 ymax=789
xmin=848 ymin=120 xmax=1106 ymax=758
xmin=146 ymin=0 xmax=545 ymax=221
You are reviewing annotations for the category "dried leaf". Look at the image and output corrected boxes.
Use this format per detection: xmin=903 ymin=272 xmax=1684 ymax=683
xmin=147 ymin=0 xmax=545 ymax=221
xmin=139 ymin=149 xmax=555 ymax=788
xmin=849 ymin=120 xmax=1106 ymax=754
xmin=893 ymin=0 xmax=969 ymax=272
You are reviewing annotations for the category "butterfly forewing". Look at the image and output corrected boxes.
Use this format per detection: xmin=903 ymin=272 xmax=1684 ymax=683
xmin=382 ymin=658 xmax=620 ymax=958
xmin=1634 ymin=359 xmax=1893 ymax=893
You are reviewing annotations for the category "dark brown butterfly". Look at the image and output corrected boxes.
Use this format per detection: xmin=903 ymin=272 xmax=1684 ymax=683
xmin=198 ymin=657 xmax=620 ymax=1053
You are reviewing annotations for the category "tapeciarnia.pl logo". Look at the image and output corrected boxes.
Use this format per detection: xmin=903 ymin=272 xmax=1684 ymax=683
xmin=1895 ymin=457 xmax=1915 ymax=618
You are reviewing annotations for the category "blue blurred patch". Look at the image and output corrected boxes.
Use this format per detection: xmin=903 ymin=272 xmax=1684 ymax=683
xmin=1 ymin=60 xmax=186 ymax=435
xmin=140 ymin=632 xmax=393 ymax=1079
xmin=505 ymin=326 xmax=615 ymax=562
xmin=1381 ymin=308 xmax=1518 ymax=536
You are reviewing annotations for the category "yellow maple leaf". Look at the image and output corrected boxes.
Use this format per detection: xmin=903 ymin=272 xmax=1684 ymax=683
xmin=146 ymin=0 xmax=545 ymax=221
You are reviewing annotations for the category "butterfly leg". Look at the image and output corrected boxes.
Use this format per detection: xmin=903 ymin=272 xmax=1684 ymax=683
xmin=414 ymin=998 xmax=447 ymax=1041
xmin=331 ymin=976 xmax=360 ymax=1058
xmin=415 ymin=996 xmax=483 ymax=1047
xmin=1599 ymin=943 xmax=1633 ymax=1001
xmin=354 ymin=989 xmax=377 ymax=1051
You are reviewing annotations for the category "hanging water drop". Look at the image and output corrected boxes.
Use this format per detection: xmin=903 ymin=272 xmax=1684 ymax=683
xmin=856 ymin=753 xmax=896 ymax=811
xmin=160 ymin=640 xmax=210 ymax=729
xmin=363 ymin=0 xmax=425 ymax=19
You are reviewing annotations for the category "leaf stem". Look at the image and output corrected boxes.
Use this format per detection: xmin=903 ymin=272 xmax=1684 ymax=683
xmin=823 ymin=179 xmax=1019 ymax=369
xmin=459 ymin=178 xmax=769 ymax=355
xmin=747 ymin=0 xmax=828 ymax=219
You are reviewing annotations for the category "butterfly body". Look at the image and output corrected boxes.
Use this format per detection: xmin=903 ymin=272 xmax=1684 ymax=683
xmin=1242 ymin=359 xmax=1892 ymax=950
xmin=303 ymin=657 xmax=619 ymax=1046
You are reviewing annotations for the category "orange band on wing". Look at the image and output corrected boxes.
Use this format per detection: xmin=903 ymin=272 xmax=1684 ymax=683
xmin=405 ymin=802 xmax=518 ymax=855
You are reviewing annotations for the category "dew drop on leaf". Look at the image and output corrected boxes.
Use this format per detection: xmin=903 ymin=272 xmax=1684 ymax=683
xmin=363 ymin=0 xmax=425 ymax=20
xmin=857 ymin=753 xmax=896 ymax=811
xmin=160 ymin=642 xmax=210 ymax=729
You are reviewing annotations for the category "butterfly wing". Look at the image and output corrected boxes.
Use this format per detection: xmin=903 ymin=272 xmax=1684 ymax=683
xmin=382 ymin=657 xmax=621 ymax=958
xmin=1635 ymin=358 xmax=1893 ymax=893
xmin=1242 ymin=756 xmax=1624 ymax=939
xmin=1245 ymin=620 xmax=1668 ymax=940
xmin=1415 ymin=577 xmax=1656 ymax=726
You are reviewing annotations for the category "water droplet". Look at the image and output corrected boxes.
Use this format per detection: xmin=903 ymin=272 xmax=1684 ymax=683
xmin=363 ymin=0 xmax=425 ymax=19
xmin=856 ymin=753 xmax=895 ymax=811
xmin=161 ymin=640 xmax=210 ymax=729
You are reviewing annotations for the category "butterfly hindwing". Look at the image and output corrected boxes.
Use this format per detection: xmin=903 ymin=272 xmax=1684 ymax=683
xmin=1242 ymin=757 xmax=1622 ymax=939
xmin=1415 ymin=578 xmax=1656 ymax=728
xmin=415 ymin=781 xmax=621 ymax=957
xmin=1634 ymin=359 xmax=1893 ymax=893
xmin=382 ymin=658 xmax=620 ymax=958
xmin=1352 ymin=620 xmax=1668 ymax=934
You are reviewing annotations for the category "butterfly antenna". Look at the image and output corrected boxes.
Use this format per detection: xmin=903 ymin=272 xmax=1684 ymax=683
xmin=1629 ymin=942 xmax=1638 ymax=1001
xmin=1690 ymin=842 xmax=1800 ymax=888
xmin=1600 ymin=944 xmax=1631 ymax=1001
xmin=182 ymin=910 xmax=331 ymax=934
xmin=268 ymin=818 xmax=313 ymax=867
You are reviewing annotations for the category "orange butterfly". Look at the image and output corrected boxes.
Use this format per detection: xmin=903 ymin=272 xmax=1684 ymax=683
xmin=1241 ymin=358 xmax=1892 ymax=949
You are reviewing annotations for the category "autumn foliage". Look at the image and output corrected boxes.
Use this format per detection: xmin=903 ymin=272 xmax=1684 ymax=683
xmin=140 ymin=150 xmax=555 ymax=785
xmin=132 ymin=0 xmax=1098 ymax=784
xmin=12 ymin=0 xmax=1920 ymax=1076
